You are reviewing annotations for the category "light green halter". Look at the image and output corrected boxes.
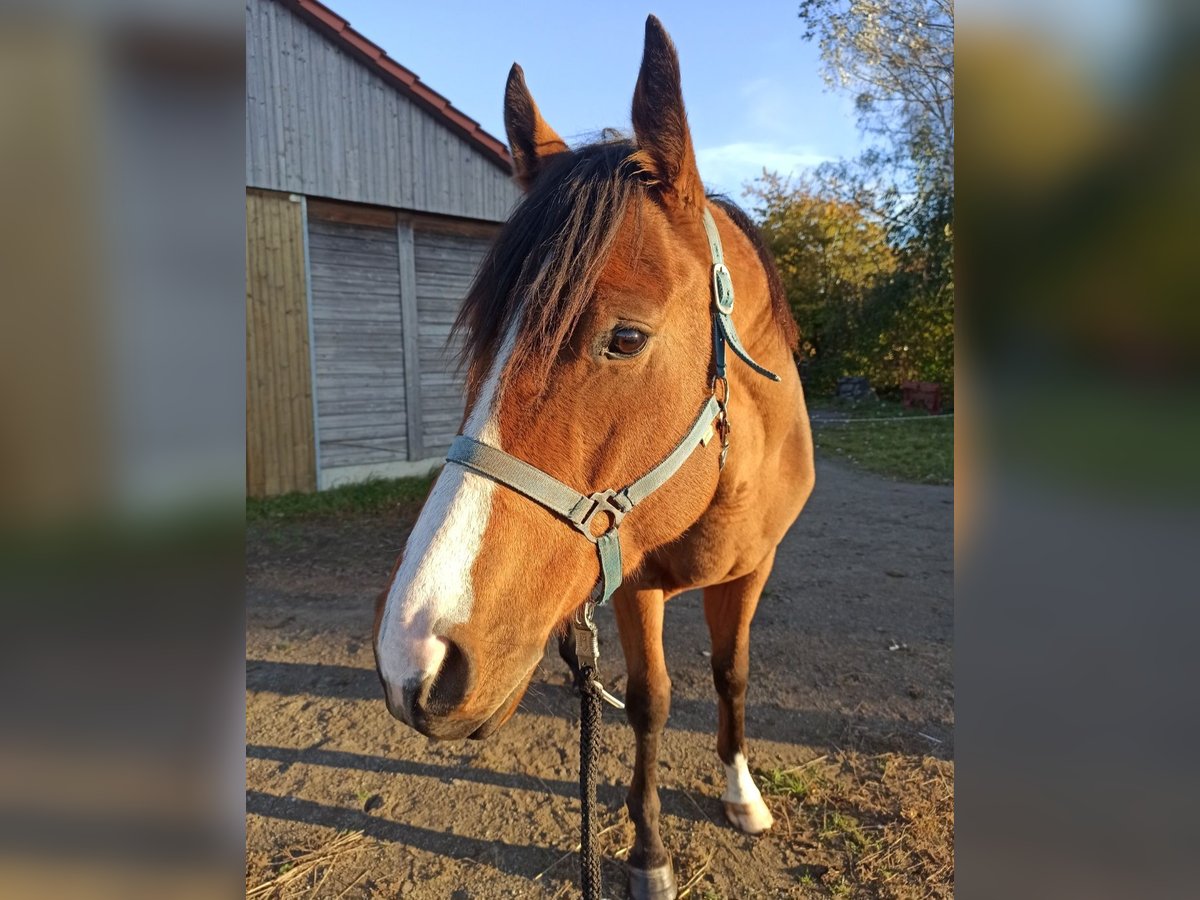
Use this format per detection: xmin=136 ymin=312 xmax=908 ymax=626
xmin=445 ymin=206 xmax=779 ymax=615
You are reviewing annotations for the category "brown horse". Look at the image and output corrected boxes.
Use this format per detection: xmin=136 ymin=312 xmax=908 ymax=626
xmin=374 ymin=16 xmax=814 ymax=899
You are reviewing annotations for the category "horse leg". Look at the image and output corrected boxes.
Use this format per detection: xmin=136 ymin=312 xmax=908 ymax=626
xmin=703 ymin=553 xmax=776 ymax=835
xmin=613 ymin=586 xmax=677 ymax=900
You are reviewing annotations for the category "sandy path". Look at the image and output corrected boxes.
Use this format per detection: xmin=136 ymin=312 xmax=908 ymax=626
xmin=246 ymin=457 xmax=953 ymax=897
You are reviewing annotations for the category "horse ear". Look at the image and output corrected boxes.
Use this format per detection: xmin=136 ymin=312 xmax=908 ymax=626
xmin=631 ymin=15 xmax=703 ymax=211
xmin=504 ymin=63 xmax=569 ymax=191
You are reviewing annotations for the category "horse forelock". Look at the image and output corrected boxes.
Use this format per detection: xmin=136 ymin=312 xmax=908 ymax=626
xmin=454 ymin=139 xmax=645 ymax=399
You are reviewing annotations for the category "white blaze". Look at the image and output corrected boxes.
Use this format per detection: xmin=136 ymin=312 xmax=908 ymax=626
xmin=375 ymin=325 xmax=517 ymax=692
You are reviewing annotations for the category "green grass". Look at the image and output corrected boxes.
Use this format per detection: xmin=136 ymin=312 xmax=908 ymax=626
xmin=828 ymin=876 xmax=853 ymax=897
xmin=820 ymin=811 xmax=875 ymax=854
xmin=811 ymin=400 xmax=952 ymax=484
xmin=757 ymin=765 xmax=823 ymax=801
xmin=246 ymin=472 xmax=437 ymax=523
xmin=808 ymin=396 xmax=940 ymax=419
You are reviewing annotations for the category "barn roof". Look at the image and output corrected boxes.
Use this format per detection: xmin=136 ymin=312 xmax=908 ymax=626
xmin=281 ymin=0 xmax=513 ymax=173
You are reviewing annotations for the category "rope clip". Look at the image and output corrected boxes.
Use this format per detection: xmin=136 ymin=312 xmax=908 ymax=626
xmin=571 ymin=602 xmax=626 ymax=710
xmin=571 ymin=602 xmax=600 ymax=672
xmin=712 ymin=376 xmax=731 ymax=470
xmin=591 ymin=680 xmax=626 ymax=710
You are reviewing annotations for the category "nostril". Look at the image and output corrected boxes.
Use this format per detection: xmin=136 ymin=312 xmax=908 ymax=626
xmin=417 ymin=637 xmax=473 ymax=718
xmin=412 ymin=634 xmax=449 ymax=676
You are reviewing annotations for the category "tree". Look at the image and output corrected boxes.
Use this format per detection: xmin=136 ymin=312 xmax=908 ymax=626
xmin=798 ymin=0 xmax=953 ymax=219
xmin=747 ymin=172 xmax=895 ymax=385
xmin=747 ymin=172 xmax=953 ymax=393
xmin=762 ymin=0 xmax=954 ymax=394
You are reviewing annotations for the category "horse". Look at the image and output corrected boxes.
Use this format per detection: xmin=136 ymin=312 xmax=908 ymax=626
xmin=373 ymin=16 xmax=814 ymax=899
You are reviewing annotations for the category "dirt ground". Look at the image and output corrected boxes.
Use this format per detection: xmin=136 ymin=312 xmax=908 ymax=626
xmin=246 ymin=457 xmax=954 ymax=898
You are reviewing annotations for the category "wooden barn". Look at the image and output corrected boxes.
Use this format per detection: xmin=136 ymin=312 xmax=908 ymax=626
xmin=245 ymin=0 xmax=520 ymax=496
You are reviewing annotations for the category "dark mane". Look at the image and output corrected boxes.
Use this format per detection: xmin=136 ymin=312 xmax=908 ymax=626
xmin=454 ymin=140 xmax=797 ymax=392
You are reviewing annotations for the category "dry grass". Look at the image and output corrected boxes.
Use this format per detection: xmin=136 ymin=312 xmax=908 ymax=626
xmin=246 ymin=830 xmax=367 ymax=899
xmin=757 ymin=751 xmax=954 ymax=898
xmin=676 ymin=850 xmax=716 ymax=898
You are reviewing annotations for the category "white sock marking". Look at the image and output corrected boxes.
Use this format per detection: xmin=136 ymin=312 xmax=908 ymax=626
xmin=721 ymin=753 xmax=763 ymax=806
xmin=722 ymin=752 xmax=774 ymax=833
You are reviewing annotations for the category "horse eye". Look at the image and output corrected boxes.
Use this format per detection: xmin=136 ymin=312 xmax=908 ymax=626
xmin=607 ymin=328 xmax=648 ymax=358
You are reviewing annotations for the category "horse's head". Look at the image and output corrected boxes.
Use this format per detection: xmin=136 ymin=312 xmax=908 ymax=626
xmin=374 ymin=17 xmax=785 ymax=739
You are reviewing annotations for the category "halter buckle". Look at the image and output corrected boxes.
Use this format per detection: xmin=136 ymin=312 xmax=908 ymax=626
xmin=569 ymin=489 xmax=631 ymax=543
xmin=712 ymin=262 xmax=735 ymax=315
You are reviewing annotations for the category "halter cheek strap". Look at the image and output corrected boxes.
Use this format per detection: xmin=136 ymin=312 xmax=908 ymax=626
xmin=447 ymin=395 xmax=722 ymax=606
xmin=443 ymin=205 xmax=779 ymax=610
xmin=703 ymin=207 xmax=780 ymax=384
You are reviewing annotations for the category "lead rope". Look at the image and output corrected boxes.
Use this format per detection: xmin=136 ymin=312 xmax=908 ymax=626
xmin=579 ymin=667 xmax=602 ymax=900
xmin=573 ymin=602 xmax=622 ymax=900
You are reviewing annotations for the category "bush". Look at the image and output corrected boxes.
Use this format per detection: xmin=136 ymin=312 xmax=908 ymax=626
xmin=750 ymin=174 xmax=953 ymax=396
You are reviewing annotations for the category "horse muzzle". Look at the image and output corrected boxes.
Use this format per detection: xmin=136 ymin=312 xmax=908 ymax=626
xmin=377 ymin=638 xmax=536 ymax=741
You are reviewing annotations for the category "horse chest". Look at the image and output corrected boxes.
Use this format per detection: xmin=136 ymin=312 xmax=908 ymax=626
xmin=644 ymin=492 xmax=765 ymax=592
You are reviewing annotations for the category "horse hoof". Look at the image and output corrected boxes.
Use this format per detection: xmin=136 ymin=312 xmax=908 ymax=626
xmin=723 ymin=799 xmax=775 ymax=835
xmin=628 ymin=860 xmax=677 ymax=900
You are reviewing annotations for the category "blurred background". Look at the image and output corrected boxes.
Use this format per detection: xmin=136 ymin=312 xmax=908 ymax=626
xmin=0 ymin=1 xmax=245 ymax=898
xmin=957 ymin=1 xmax=1200 ymax=898
xmin=0 ymin=0 xmax=1197 ymax=895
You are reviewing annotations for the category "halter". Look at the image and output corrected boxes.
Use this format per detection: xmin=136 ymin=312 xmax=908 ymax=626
xmin=445 ymin=206 xmax=779 ymax=612
xmin=444 ymin=205 xmax=779 ymax=900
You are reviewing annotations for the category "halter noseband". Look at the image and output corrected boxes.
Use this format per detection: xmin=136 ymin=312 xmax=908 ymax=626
xmin=445 ymin=206 xmax=779 ymax=613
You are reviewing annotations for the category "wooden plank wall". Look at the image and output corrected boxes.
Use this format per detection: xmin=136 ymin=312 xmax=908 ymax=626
xmin=245 ymin=0 xmax=521 ymax=223
xmin=395 ymin=221 xmax=425 ymax=460
xmin=307 ymin=212 xmax=408 ymax=469
xmin=246 ymin=188 xmax=317 ymax=497
xmin=413 ymin=228 xmax=494 ymax=455
xmin=247 ymin=195 xmax=499 ymax=488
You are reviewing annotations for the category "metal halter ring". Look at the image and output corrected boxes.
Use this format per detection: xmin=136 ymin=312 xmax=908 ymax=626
xmin=568 ymin=489 xmax=632 ymax=543
xmin=712 ymin=262 xmax=735 ymax=315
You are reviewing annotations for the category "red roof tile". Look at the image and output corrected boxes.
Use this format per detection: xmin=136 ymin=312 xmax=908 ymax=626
xmin=340 ymin=28 xmax=383 ymax=60
xmin=285 ymin=0 xmax=513 ymax=173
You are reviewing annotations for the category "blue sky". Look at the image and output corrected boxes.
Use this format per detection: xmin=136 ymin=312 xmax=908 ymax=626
xmin=329 ymin=0 xmax=864 ymax=199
